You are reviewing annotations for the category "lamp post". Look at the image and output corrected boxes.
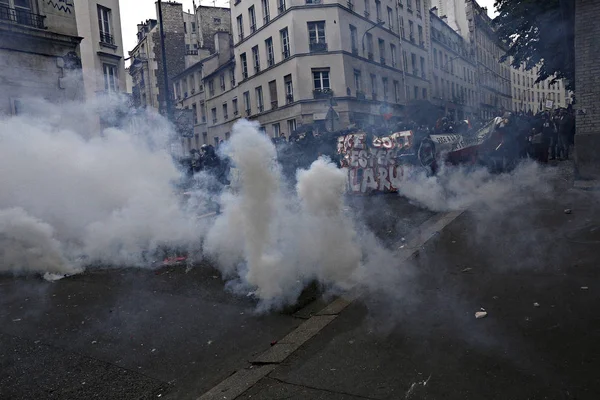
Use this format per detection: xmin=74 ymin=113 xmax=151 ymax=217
xmin=157 ymin=0 xmax=172 ymax=120
xmin=361 ymin=21 xmax=385 ymax=58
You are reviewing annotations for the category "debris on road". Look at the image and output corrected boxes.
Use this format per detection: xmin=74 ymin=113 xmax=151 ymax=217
xmin=461 ymin=267 xmax=473 ymax=273
xmin=12 ymin=318 xmax=21 ymax=322
xmin=564 ymin=209 xmax=572 ymax=214
xmin=475 ymin=311 xmax=488 ymax=319
xmin=91 ymin=341 xmax=97 ymax=344
xmin=270 ymin=340 xmax=277 ymax=346
xmin=581 ymin=286 xmax=589 ymax=290
xmin=533 ymin=302 xmax=540 ymax=307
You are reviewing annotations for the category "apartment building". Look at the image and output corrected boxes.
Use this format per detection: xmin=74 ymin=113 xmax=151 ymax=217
xmin=74 ymin=0 xmax=126 ymax=99
xmin=466 ymin=0 xmax=511 ymax=120
xmin=510 ymin=61 xmax=571 ymax=113
xmin=128 ymin=2 xmax=229 ymax=112
xmin=0 ymin=0 xmax=83 ymax=115
xmin=173 ymin=32 xmax=235 ymax=153
xmin=221 ymin=0 xmax=433 ymax=140
xmin=429 ymin=7 xmax=477 ymax=120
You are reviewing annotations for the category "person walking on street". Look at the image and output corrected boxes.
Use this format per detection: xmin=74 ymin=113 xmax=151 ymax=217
xmin=558 ymin=109 xmax=574 ymax=160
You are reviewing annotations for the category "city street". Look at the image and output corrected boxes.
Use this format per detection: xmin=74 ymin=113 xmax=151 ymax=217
xmin=0 ymin=194 xmax=433 ymax=400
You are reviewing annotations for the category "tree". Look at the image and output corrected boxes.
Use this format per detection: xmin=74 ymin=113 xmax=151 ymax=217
xmin=493 ymin=0 xmax=575 ymax=90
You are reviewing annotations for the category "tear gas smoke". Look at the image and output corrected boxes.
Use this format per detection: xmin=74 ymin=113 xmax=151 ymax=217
xmin=0 ymin=97 xmax=208 ymax=275
xmin=205 ymin=120 xmax=360 ymax=308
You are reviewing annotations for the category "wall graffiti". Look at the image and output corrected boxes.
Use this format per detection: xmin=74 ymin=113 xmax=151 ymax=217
xmin=47 ymin=0 xmax=74 ymax=14
xmin=337 ymin=131 xmax=418 ymax=194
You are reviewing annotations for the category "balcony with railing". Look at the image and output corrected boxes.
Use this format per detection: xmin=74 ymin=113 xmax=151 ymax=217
xmin=186 ymin=49 xmax=199 ymax=55
xmin=356 ymin=91 xmax=366 ymax=100
xmin=0 ymin=5 xmax=46 ymax=29
xmin=313 ymin=88 xmax=333 ymax=99
xmin=372 ymin=92 xmax=378 ymax=101
xmin=310 ymin=42 xmax=328 ymax=53
xmin=380 ymin=57 xmax=386 ymax=65
xmin=264 ymin=15 xmax=270 ymax=24
xmin=271 ymin=100 xmax=278 ymax=109
xmin=351 ymin=46 xmax=358 ymax=55
xmin=286 ymin=94 xmax=294 ymax=104
xmin=367 ymin=52 xmax=374 ymax=61
xmin=99 ymin=32 xmax=115 ymax=46
xmin=278 ymin=5 xmax=286 ymax=14
xmin=347 ymin=1 xmax=354 ymax=10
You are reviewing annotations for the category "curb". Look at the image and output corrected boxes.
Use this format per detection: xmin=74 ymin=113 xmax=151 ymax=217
xmin=196 ymin=209 xmax=465 ymax=400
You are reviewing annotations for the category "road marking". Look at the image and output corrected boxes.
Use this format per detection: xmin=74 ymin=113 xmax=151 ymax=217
xmin=196 ymin=208 xmax=465 ymax=400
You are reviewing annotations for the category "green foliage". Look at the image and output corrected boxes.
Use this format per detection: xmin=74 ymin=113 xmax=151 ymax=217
xmin=493 ymin=0 xmax=575 ymax=90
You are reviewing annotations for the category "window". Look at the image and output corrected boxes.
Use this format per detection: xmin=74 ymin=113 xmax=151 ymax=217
xmin=208 ymin=79 xmax=214 ymax=96
xmin=313 ymin=69 xmax=330 ymax=91
xmin=223 ymin=103 xmax=228 ymax=119
xmin=278 ymin=0 xmax=286 ymax=14
xmin=237 ymin=15 xmax=244 ymax=40
xmin=350 ymin=25 xmax=358 ymax=53
xmin=414 ymin=86 xmax=418 ymax=100
xmin=390 ymin=44 xmax=397 ymax=67
xmin=287 ymin=119 xmax=297 ymax=135
xmin=214 ymin=17 xmax=221 ymax=24
xmin=281 ymin=28 xmax=290 ymax=58
xmin=284 ymin=74 xmax=293 ymax=103
xmin=249 ymin=6 xmax=256 ymax=32
xmin=375 ymin=0 xmax=381 ymax=20
xmin=400 ymin=17 xmax=405 ymax=38
xmin=433 ymin=48 xmax=438 ymax=68
xmin=243 ymin=91 xmax=251 ymax=114
xmin=415 ymin=0 xmax=421 ymax=13
xmin=240 ymin=53 xmax=248 ymax=78
xmin=192 ymin=103 xmax=198 ymax=124
xmin=387 ymin=7 xmax=394 ymax=31
xmin=225 ymin=132 xmax=231 ymax=140
xmin=402 ymin=50 xmax=408 ymax=71
xmin=200 ymin=102 xmax=206 ymax=122
xmin=190 ymin=74 xmax=196 ymax=92
xmin=378 ymin=39 xmax=385 ymax=63
xmin=233 ymin=98 xmax=239 ymax=115
xmin=354 ymin=69 xmax=362 ymax=92
xmin=220 ymin=73 xmax=226 ymax=90
xmin=364 ymin=0 xmax=370 ymax=16
xmin=192 ymin=22 xmax=196 ymax=32
xmin=261 ymin=0 xmax=270 ymax=24
xmin=420 ymin=56 xmax=425 ymax=77
xmin=230 ymin=67 xmax=236 ymax=86
xmin=366 ymin=33 xmax=373 ymax=58
xmin=272 ymin=123 xmax=281 ymax=138
xmin=370 ymin=74 xmax=377 ymax=96
xmin=411 ymin=53 xmax=416 ymax=74
xmin=418 ymin=25 xmax=423 ymax=46
xmin=394 ymin=80 xmax=400 ymax=103
xmin=256 ymin=86 xmax=264 ymax=112
xmin=308 ymin=21 xmax=326 ymax=51
xmin=265 ymin=37 xmax=274 ymax=66
xmin=252 ymin=45 xmax=260 ymax=73
xmin=409 ymin=20 xmax=414 ymax=41
xmin=184 ymin=22 xmax=187 ymax=34
xmin=422 ymin=88 xmax=427 ymax=99
xmin=382 ymin=77 xmax=389 ymax=100
xmin=98 ymin=5 xmax=113 ymax=44
xmin=103 ymin=64 xmax=118 ymax=91
xmin=269 ymin=80 xmax=278 ymax=109
xmin=214 ymin=137 xmax=220 ymax=146
xmin=211 ymin=107 xmax=217 ymax=124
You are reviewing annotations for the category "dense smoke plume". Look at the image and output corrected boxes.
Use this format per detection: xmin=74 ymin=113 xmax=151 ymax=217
xmin=0 ymin=97 xmax=207 ymax=275
xmin=205 ymin=120 xmax=360 ymax=309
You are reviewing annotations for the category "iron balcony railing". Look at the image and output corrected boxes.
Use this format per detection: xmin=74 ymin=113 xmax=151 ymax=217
xmin=0 ymin=5 xmax=46 ymax=29
xmin=100 ymin=32 xmax=115 ymax=45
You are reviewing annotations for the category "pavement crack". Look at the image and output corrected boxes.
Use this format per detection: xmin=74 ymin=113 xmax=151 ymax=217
xmin=269 ymin=376 xmax=380 ymax=400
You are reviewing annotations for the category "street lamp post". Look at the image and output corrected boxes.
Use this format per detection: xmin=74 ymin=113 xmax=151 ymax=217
xmin=361 ymin=21 xmax=385 ymax=58
xmin=157 ymin=0 xmax=172 ymax=121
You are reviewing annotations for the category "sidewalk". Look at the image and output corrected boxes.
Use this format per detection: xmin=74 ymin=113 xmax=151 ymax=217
xmin=234 ymin=162 xmax=600 ymax=400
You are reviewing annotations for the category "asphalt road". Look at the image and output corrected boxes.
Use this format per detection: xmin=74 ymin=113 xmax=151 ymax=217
xmin=0 ymin=193 xmax=431 ymax=400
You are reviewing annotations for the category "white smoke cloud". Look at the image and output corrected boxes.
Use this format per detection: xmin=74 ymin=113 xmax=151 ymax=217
xmin=0 ymin=96 xmax=209 ymax=274
xmin=205 ymin=121 xmax=361 ymax=309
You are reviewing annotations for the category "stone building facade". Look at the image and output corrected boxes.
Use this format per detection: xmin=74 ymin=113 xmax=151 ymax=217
xmin=195 ymin=5 xmax=231 ymax=54
xmin=574 ymin=0 xmax=600 ymax=180
xmin=510 ymin=61 xmax=571 ymax=114
xmin=429 ymin=7 xmax=478 ymax=120
xmin=0 ymin=0 xmax=83 ymax=115
xmin=74 ymin=0 xmax=126 ymax=99
xmin=465 ymin=0 xmax=511 ymax=120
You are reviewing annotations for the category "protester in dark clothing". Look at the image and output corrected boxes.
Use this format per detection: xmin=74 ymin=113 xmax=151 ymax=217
xmin=529 ymin=127 xmax=549 ymax=163
xmin=542 ymin=114 xmax=558 ymax=160
xmin=558 ymin=110 xmax=575 ymax=160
